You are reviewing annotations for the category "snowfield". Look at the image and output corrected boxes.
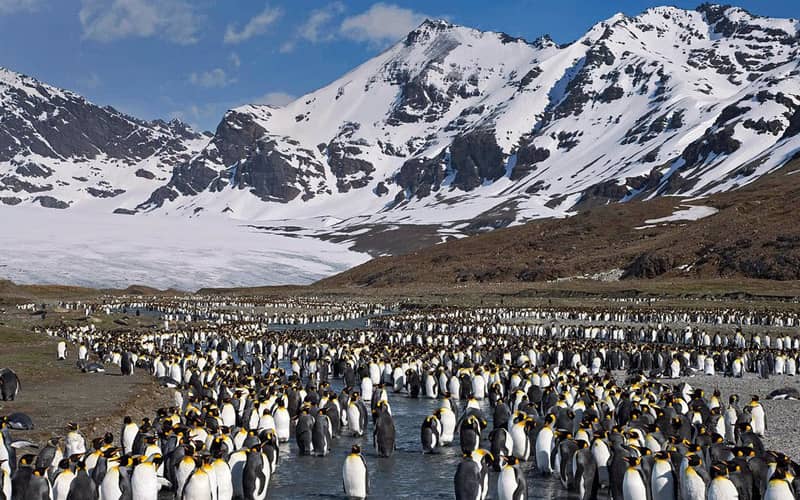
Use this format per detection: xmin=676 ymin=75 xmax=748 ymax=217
xmin=645 ymin=205 xmax=720 ymax=225
xmin=0 ymin=207 xmax=369 ymax=290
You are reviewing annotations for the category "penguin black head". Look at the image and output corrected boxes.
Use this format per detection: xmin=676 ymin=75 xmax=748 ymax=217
xmin=710 ymin=464 xmax=728 ymax=478
xmin=624 ymin=456 xmax=641 ymax=467
xmin=351 ymin=445 xmax=361 ymax=455
xmin=687 ymin=455 xmax=702 ymax=467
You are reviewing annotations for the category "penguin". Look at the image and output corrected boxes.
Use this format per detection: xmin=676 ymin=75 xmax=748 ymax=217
xmin=131 ymin=454 xmax=162 ymax=500
xmin=373 ymin=402 xmax=396 ymax=458
xmin=67 ymin=464 xmax=99 ymax=500
xmin=312 ymin=408 xmax=332 ymax=457
xmin=6 ymin=413 xmax=34 ymax=431
xmin=242 ymin=449 xmax=269 ymax=500
xmin=497 ymin=456 xmax=526 ymax=500
xmin=182 ymin=466 xmax=213 ymax=500
xmin=65 ymin=423 xmax=86 ymax=458
xmin=621 ymin=455 xmax=649 ymax=500
xmin=0 ymin=369 xmax=20 ymax=401
xmin=98 ymin=459 xmax=131 ymax=500
xmin=747 ymin=396 xmax=766 ymax=437
xmin=120 ymin=352 xmax=134 ymax=377
xmin=421 ymin=415 xmax=441 ymax=453
xmin=535 ymin=414 xmax=556 ymax=474
xmin=572 ymin=441 xmax=599 ymax=500
xmin=120 ymin=418 xmax=138 ymax=456
xmin=436 ymin=406 xmax=457 ymax=445
xmin=680 ymin=454 xmax=708 ymax=500
xmin=455 ymin=453 xmax=484 ymax=500
xmin=272 ymin=402 xmax=291 ymax=443
xmin=707 ymin=463 xmax=739 ymax=500
xmin=764 ymin=468 xmax=795 ymax=500
xmin=295 ymin=406 xmax=315 ymax=456
xmin=342 ymin=445 xmax=368 ymax=500
xmin=650 ymin=451 xmax=675 ymax=500
xmin=24 ymin=467 xmax=52 ymax=500
xmin=57 ymin=341 xmax=67 ymax=360
xmin=52 ymin=459 xmax=75 ymax=500
xmin=460 ymin=415 xmax=482 ymax=455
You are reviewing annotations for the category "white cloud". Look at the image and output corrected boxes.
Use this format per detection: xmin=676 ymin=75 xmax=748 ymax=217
xmin=340 ymin=3 xmax=426 ymax=45
xmin=254 ymin=91 xmax=296 ymax=107
xmin=224 ymin=4 xmax=282 ymax=45
xmin=0 ymin=0 xmax=39 ymax=14
xmin=189 ymin=68 xmax=236 ymax=88
xmin=299 ymin=2 xmax=344 ymax=43
xmin=229 ymin=52 xmax=241 ymax=69
xmin=79 ymin=0 xmax=203 ymax=45
xmin=279 ymin=41 xmax=295 ymax=54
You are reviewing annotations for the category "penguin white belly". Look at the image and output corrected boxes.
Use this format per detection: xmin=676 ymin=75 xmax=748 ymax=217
xmin=682 ymin=471 xmax=706 ymax=500
xmin=622 ymin=469 xmax=647 ymax=500
xmin=510 ymin=423 xmax=529 ymax=461
xmin=535 ymin=428 xmax=553 ymax=473
xmin=497 ymin=467 xmax=517 ymax=500
xmin=132 ymin=464 xmax=159 ymax=500
xmin=361 ymin=378 xmax=373 ymax=402
xmin=274 ymin=408 xmax=291 ymax=442
xmin=708 ymin=477 xmax=739 ymax=500
xmin=183 ymin=470 xmax=212 ymax=500
xmin=100 ymin=468 xmax=123 ymax=500
xmin=651 ymin=462 xmax=675 ymax=500
xmin=347 ymin=405 xmax=362 ymax=436
xmin=764 ymin=479 xmax=795 ymax=500
xmin=440 ymin=410 xmax=456 ymax=444
xmin=343 ymin=456 xmax=368 ymax=499
xmin=53 ymin=471 xmax=75 ymax=500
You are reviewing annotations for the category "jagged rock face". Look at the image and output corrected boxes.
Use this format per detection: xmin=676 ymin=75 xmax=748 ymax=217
xmin=131 ymin=4 xmax=800 ymax=226
xmin=0 ymin=68 xmax=209 ymax=210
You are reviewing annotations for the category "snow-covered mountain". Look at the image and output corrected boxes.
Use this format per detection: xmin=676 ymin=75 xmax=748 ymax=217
xmin=0 ymin=68 xmax=210 ymax=211
xmin=2 ymin=3 xmax=800 ymax=289
xmin=129 ymin=4 xmax=800 ymax=234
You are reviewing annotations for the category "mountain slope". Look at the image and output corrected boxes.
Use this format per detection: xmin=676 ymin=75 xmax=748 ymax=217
xmin=317 ymin=160 xmax=800 ymax=288
xmin=135 ymin=4 xmax=800 ymax=236
xmin=0 ymin=68 xmax=210 ymax=211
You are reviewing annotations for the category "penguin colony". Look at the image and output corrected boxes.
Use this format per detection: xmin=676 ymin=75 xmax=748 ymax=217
xmin=4 ymin=296 xmax=800 ymax=499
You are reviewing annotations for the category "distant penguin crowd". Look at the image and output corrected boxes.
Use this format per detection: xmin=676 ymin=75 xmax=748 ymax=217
xmin=1 ymin=297 xmax=798 ymax=499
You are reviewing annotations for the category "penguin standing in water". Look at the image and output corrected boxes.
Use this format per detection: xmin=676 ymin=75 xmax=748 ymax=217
xmin=455 ymin=453 xmax=484 ymax=500
xmin=347 ymin=393 xmax=368 ymax=438
xmin=312 ymin=407 xmax=332 ymax=457
xmin=343 ymin=445 xmax=368 ymax=499
xmin=243 ymin=449 xmax=269 ymax=500
xmin=497 ymin=456 xmax=526 ymax=500
xmin=296 ymin=406 xmax=316 ymax=456
xmin=460 ymin=415 xmax=482 ymax=455
xmin=421 ymin=415 xmax=441 ymax=453
xmin=572 ymin=440 xmax=599 ymax=500
xmin=373 ymin=401 xmax=396 ymax=458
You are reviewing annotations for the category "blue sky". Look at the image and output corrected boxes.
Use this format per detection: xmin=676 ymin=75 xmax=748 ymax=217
xmin=0 ymin=0 xmax=796 ymax=131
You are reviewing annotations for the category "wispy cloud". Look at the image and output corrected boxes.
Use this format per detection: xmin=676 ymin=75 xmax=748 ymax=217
xmin=254 ymin=91 xmax=296 ymax=107
xmin=340 ymin=3 xmax=427 ymax=45
xmin=229 ymin=52 xmax=241 ymax=69
xmin=299 ymin=2 xmax=344 ymax=43
xmin=189 ymin=68 xmax=236 ymax=88
xmin=79 ymin=0 xmax=204 ymax=45
xmin=0 ymin=0 xmax=39 ymax=14
xmin=224 ymin=4 xmax=282 ymax=45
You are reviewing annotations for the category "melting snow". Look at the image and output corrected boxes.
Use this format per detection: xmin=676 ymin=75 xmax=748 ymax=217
xmin=645 ymin=205 xmax=719 ymax=225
